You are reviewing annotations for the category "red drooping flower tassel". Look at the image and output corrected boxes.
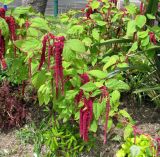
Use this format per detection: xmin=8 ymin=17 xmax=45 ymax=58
xmin=53 ymin=36 xmax=65 ymax=97
xmin=149 ymin=32 xmax=157 ymax=45
xmin=0 ymin=57 xmax=7 ymax=70
xmin=140 ymin=2 xmax=144 ymax=14
xmin=5 ymin=16 xmax=16 ymax=41
xmin=38 ymin=35 xmax=49 ymax=70
xmin=0 ymin=8 xmax=6 ymax=18
xmin=75 ymin=73 xmax=90 ymax=104
xmin=5 ymin=16 xmax=17 ymax=56
xmin=100 ymin=86 xmax=111 ymax=144
xmin=38 ymin=33 xmax=65 ymax=97
xmin=86 ymin=6 xmax=93 ymax=19
xmin=0 ymin=30 xmax=7 ymax=70
xmin=80 ymin=98 xmax=93 ymax=141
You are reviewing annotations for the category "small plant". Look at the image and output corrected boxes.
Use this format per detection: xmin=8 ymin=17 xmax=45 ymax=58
xmin=116 ymin=134 xmax=157 ymax=157
xmin=0 ymin=81 xmax=27 ymax=129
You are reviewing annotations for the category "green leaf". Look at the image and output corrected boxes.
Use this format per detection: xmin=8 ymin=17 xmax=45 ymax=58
xmin=68 ymin=25 xmax=84 ymax=35
xmin=0 ymin=18 xmax=9 ymax=38
xmin=137 ymin=31 xmax=148 ymax=39
xmin=93 ymin=102 xmax=104 ymax=120
xmin=90 ymin=120 xmax=98 ymax=132
xmin=105 ymin=79 xmax=130 ymax=91
xmin=27 ymin=28 xmax=40 ymax=37
xmin=14 ymin=37 xmax=41 ymax=52
xmin=119 ymin=109 xmax=132 ymax=121
xmin=103 ymin=56 xmax=119 ymax=70
xmin=81 ymin=82 xmax=97 ymax=92
xmin=12 ymin=6 xmax=33 ymax=16
xmin=129 ymin=42 xmax=138 ymax=52
xmin=146 ymin=14 xmax=156 ymax=20
xmin=88 ymin=70 xmax=107 ymax=79
xmin=82 ymin=37 xmax=92 ymax=46
xmin=135 ymin=15 xmax=146 ymax=28
xmin=96 ymin=20 xmax=107 ymax=26
xmin=91 ymin=1 xmax=100 ymax=10
xmin=126 ymin=4 xmax=137 ymax=14
xmin=65 ymin=39 xmax=86 ymax=53
xmin=126 ymin=20 xmax=136 ymax=37
xmin=111 ymin=90 xmax=120 ymax=104
xmin=63 ymin=44 xmax=76 ymax=61
xmin=66 ymin=90 xmax=79 ymax=100
xmin=32 ymin=71 xmax=47 ymax=89
xmin=141 ymin=36 xmax=149 ymax=47
xmin=91 ymin=89 xmax=102 ymax=97
xmin=30 ymin=17 xmax=50 ymax=31
xmin=124 ymin=124 xmax=133 ymax=140
xmin=92 ymin=29 xmax=100 ymax=41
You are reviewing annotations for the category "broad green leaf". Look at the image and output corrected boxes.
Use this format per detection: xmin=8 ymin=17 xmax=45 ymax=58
xmin=27 ymin=27 xmax=40 ymax=37
xmin=126 ymin=4 xmax=137 ymax=15
xmin=135 ymin=15 xmax=146 ymax=28
xmin=12 ymin=6 xmax=32 ymax=16
xmin=141 ymin=36 xmax=149 ymax=47
xmin=119 ymin=109 xmax=132 ymax=121
xmin=111 ymin=90 xmax=120 ymax=104
xmin=30 ymin=17 xmax=50 ymax=31
xmin=68 ymin=25 xmax=84 ymax=34
xmin=137 ymin=31 xmax=148 ymax=39
xmin=63 ymin=44 xmax=76 ymax=61
xmin=88 ymin=70 xmax=107 ymax=79
xmin=93 ymin=102 xmax=103 ymax=120
xmin=108 ymin=119 xmax=113 ymax=130
xmin=90 ymin=120 xmax=98 ymax=132
xmin=91 ymin=89 xmax=101 ymax=97
xmin=146 ymin=14 xmax=156 ymax=20
xmin=14 ymin=38 xmax=41 ymax=52
xmin=66 ymin=90 xmax=79 ymax=100
xmin=116 ymin=149 xmax=126 ymax=157
xmin=0 ymin=18 xmax=9 ymax=38
xmin=96 ymin=20 xmax=107 ymax=26
xmin=82 ymin=37 xmax=92 ymax=46
xmin=32 ymin=71 xmax=47 ymax=89
xmin=81 ymin=82 xmax=97 ymax=92
xmin=129 ymin=42 xmax=138 ymax=52
xmin=105 ymin=79 xmax=130 ymax=91
xmin=92 ymin=29 xmax=100 ymax=41
xmin=124 ymin=124 xmax=133 ymax=140
xmin=91 ymin=1 xmax=100 ymax=10
xmin=103 ymin=56 xmax=119 ymax=70
xmin=65 ymin=39 xmax=86 ymax=53
xmin=126 ymin=20 xmax=136 ymax=37
xmin=94 ymin=82 xmax=104 ymax=88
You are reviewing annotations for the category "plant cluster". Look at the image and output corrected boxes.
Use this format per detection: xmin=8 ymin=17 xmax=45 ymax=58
xmin=0 ymin=81 xmax=27 ymax=129
xmin=0 ymin=0 xmax=160 ymax=156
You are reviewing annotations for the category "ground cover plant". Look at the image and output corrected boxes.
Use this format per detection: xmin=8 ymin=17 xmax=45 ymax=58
xmin=0 ymin=0 xmax=160 ymax=156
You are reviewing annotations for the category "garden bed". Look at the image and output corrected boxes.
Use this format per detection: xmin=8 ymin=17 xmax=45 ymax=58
xmin=0 ymin=98 xmax=159 ymax=157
